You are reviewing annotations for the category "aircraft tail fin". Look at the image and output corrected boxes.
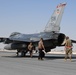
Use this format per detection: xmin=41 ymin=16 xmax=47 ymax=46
xmin=44 ymin=3 xmax=66 ymax=32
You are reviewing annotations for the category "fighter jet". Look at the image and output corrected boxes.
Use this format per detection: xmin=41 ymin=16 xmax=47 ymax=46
xmin=0 ymin=3 xmax=74 ymax=56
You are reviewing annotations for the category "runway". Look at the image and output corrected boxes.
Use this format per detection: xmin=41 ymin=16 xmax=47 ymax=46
xmin=0 ymin=51 xmax=76 ymax=75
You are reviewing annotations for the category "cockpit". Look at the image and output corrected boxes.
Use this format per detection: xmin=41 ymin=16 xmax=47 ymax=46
xmin=10 ymin=32 xmax=21 ymax=37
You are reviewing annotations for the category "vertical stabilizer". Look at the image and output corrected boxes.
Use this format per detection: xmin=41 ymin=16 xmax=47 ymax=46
xmin=44 ymin=3 xmax=66 ymax=32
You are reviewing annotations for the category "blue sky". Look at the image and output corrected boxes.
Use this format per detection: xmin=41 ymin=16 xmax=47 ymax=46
xmin=0 ymin=0 xmax=76 ymax=49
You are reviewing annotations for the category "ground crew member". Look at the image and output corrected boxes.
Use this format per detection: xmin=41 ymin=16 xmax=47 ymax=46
xmin=28 ymin=42 xmax=34 ymax=57
xmin=38 ymin=38 xmax=45 ymax=60
xmin=64 ymin=36 xmax=73 ymax=61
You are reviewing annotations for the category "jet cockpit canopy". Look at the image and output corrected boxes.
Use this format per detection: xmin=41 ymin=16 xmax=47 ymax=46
xmin=10 ymin=32 xmax=21 ymax=37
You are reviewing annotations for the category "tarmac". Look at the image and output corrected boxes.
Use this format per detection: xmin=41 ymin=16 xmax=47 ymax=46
xmin=0 ymin=50 xmax=76 ymax=75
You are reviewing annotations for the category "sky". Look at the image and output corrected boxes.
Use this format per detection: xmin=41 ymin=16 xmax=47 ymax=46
xmin=0 ymin=0 xmax=76 ymax=50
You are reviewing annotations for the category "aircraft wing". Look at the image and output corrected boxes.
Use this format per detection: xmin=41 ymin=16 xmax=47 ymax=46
xmin=0 ymin=37 xmax=13 ymax=44
xmin=0 ymin=37 xmax=8 ymax=42
xmin=0 ymin=36 xmax=39 ymax=44
xmin=0 ymin=37 xmax=28 ymax=43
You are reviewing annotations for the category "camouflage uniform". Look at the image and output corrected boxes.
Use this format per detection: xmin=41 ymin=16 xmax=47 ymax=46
xmin=65 ymin=37 xmax=72 ymax=61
